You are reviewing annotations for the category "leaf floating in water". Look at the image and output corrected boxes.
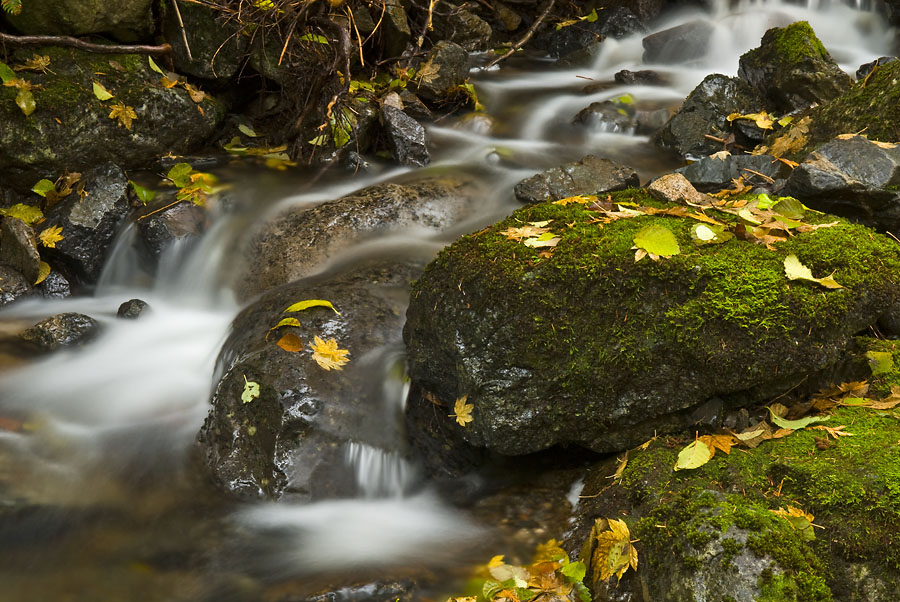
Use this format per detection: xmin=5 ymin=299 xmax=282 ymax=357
xmin=241 ymin=375 xmax=260 ymax=404
xmin=450 ymin=395 xmax=474 ymax=426
xmin=284 ymin=299 xmax=340 ymax=314
xmin=310 ymin=335 xmax=350 ymax=371
xmin=784 ymin=254 xmax=843 ymax=289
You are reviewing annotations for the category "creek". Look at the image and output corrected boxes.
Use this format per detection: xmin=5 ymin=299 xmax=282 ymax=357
xmin=0 ymin=1 xmax=892 ymax=600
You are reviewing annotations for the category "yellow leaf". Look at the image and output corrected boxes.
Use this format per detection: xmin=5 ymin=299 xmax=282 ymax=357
xmin=276 ymin=333 xmax=304 ymax=352
xmin=502 ymin=224 xmax=550 ymax=241
xmin=38 ymin=225 xmax=64 ymax=248
xmin=108 ymin=101 xmax=137 ymax=129
xmin=771 ymin=506 xmax=817 ymax=540
xmin=450 ymin=395 xmax=474 ymax=427
xmin=92 ymin=80 xmax=114 ymax=100
xmin=160 ymin=75 xmax=180 ymax=88
xmin=14 ymin=54 xmax=51 ymax=73
xmin=488 ymin=555 xmax=506 ymax=568
xmin=553 ymin=195 xmax=597 ymax=206
xmin=674 ymin=438 xmax=713 ymax=470
xmin=241 ymin=374 xmax=260 ymax=403
xmin=592 ymin=518 xmax=637 ymax=581
xmin=310 ymin=335 xmax=350 ymax=371
xmin=523 ymin=233 xmax=560 ymax=248
xmin=183 ymin=82 xmax=207 ymax=103
xmin=272 ymin=317 xmax=301 ymax=330
xmin=0 ymin=203 xmax=44 ymax=225
xmin=698 ymin=433 xmax=736 ymax=456
xmin=784 ymin=254 xmax=843 ymax=289
xmin=34 ymin=261 xmax=50 ymax=285
xmin=284 ymin=299 xmax=340 ymax=314
xmin=609 ymin=451 xmax=628 ymax=482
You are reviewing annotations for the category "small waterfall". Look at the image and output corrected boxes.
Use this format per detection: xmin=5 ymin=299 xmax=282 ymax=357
xmin=344 ymin=441 xmax=417 ymax=498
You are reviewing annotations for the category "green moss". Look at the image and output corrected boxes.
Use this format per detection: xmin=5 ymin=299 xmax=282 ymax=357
xmin=769 ymin=21 xmax=829 ymax=64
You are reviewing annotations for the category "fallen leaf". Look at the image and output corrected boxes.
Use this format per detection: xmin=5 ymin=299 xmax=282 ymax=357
xmin=108 ymin=101 xmax=137 ymax=129
xmin=92 ymin=80 xmax=114 ymax=100
xmin=148 ymin=56 xmax=165 ymax=75
xmin=241 ymin=375 xmax=260 ymax=403
xmin=553 ymin=195 xmax=597 ymax=206
xmin=38 ymin=225 xmax=64 ymax=248
xmin=727 ymin=111 xmax=775 ymax=130
xmin=784 ymin=254 xmax=843 ymax=289
xmin=771 ymin=506 xmax=816 ymax=541
xmin=14 ymin=54 xmax=51 ymax=73
xmin=591 ymin=518 xmax=638 ymax=581
xmin=768 ymin=406 xmax=829 ymax=430
xmin=699 ymin=433 xmax=737 ymax=455
xmin=284 ymin=299 xmax=340 ymax=314
xmin=451 ymin=395 xmax=474 ymax=426
xmin=690 ymin=222 xmax=733 ymax=245
xmin=609 ymin=451 xmax=628 ymax=482
xmin=276 ymin=333 xmax=303 ymax=352
xmin=810 ymin=424 xmax=853 ymax=439
xmin=183 ymin=82 xmax=206 ymax=103
xmin=310 ymin=335 xmax=350 ymax=371
xmin=502 ymin=224 xmax=550 ymax=241
xmin=633 ymin=224 xmax=680 ymax=259
xmin=0 ymin=203 xmax=44 ymax=225
xmin=674 ymin=438 xmax=712 ymax=470
xmin=32 ymin=179 xmax=56 ymax=197
xmin=523 ymin=232 xmax=560 ymax=248
xmin=34 ymin=261 xmax=50 ymax=285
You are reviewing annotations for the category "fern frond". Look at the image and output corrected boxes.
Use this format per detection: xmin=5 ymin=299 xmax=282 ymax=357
xmin=1 ymin=0 xmax=23 ymax=15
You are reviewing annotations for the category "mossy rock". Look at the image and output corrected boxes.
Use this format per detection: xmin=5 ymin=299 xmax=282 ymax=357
xmin=737 ymin=21 xmax=850 ymax=114
xmin=4 ymin=0 xmax=153 ymax=41
xmin=403 ymin=189 xmax=900 ymax=456
xmin=566 ymin=337 xmax=900 ymax=601
xmin=0 ymin=46 xmax=225 ymax=185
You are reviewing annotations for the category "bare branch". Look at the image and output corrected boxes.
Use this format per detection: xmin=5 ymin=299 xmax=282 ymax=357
xmin=0 ymin=32 xmax=172 ymax=55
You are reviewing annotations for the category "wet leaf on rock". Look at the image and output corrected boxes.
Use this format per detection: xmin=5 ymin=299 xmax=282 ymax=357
xmin=34 ymin=261 xmax=50 ymax=285
xmin=92 ymin=81 xmax=114 ymax=100
xmin=590 ymin=518 xmax=638 ymax=581
xmin=784 ymin=254 xmax=843 ymax=289
xmin=276 ymin=333 xmax=303 ymax=352
xmin=108 ymin=101 xmax=137 ymax=129
xmin=0 ymin=203 xmax=44 ymax=225
xmin=129 ymin=180 xmax=157 ymax=204
xmin=310 ymin=335 xmax=350 ymax=371
xmin=148 ymin=56 xmax=165 ymax=75
xmin=451 ymin=395 xmax=474 ymax=427
xmin=38 ymin=225 xmax=64 ymax=248
xmin=284 ymin=299 xmax=340 ymax=314
xmin=31 ymin=179 xmax=56 ymax=197
xmin=14 ymin=54 xmax=51 ymax=74
xmin=241 ymin=375 xmax=260 ymax=404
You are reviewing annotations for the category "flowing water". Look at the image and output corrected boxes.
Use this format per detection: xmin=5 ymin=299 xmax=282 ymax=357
xmin=0 ymin=1 xmax=893 ymax=600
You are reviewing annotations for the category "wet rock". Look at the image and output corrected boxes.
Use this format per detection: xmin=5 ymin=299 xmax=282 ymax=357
xmin=199 ymin=261 xmax=418 ymax=500
xmin=379 ymin=1 xmax=412 ymax=58
xmin=236 ymin=176 xmax=479 ymax=299
xmin=492 ymin=1 xmax=522 ymax=31
xmin=856 ymin=56 xmax=897 ymax=81
xmin=0 ymin=46 xmax=225 ymax=182
xmin=117 ymin=298 xmax=149 ymax=319
xmin=432 ymin=1 xmax=493 ymax=51
xmin=36 ymin=270 xmax=71 ymax=300
xmin=161 ymin=0 xmax=247 ymax=81
xmin=642 ymin=20 xmax=715 ymax=64
xmin=20 ymin=312 xmax=100 ymax=351
xmin=414 ymin=41 xmax=470 ymax=102
xmin=572 ymin=100 xmax=635 ymax=133
xmin=634 ymin=107 xmax=671 ymax=136
xmin=398 ymin=90 xmax=434 ymax=122
xmin=381 ymin=106 xmax=430 ymax=167
xmin=647 ymin=172 xmax=714 ymax=206
xmin=404 ymin=190 xmax=900 ymax=456
xmin=614 ymin=69 xmax=668 ymax=86
xmin=652 ymin=74 xmax=764 ymax=159
xmin=675 ymin=153 xmax=793 ymax=192
xmin=547 ymin=7 xmax=646 ymax=59
xmin=514 ymin=155 xmax=640 ymax=204
xmin=295 ymin=580 xmax=417 ymax=602
xmin=784 ymin=135 xmax=900 ymax=231
xmin=43 ymin=163 xmax=130 ymax=285
xmin=602 ymin=0 xmax=666 ymax=23
xmin=136 ymin=200 xmax=208 ymax=259
xmin=4 ymin=0 xmax=152 ymax=41
xmin=0 ymin=265 xmax=30 ymax=307
xmin=0 ymin=217 xmax=41 ymax=284
xmin=737 ymin=21 xmax=851 ymax=114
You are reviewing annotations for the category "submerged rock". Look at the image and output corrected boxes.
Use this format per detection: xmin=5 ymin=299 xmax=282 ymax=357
xmin=136 ymin=199 xmax=208 ymax=259
xmin=236 ymin=176 xmax=479 ymax=299
xmin=200 ymin=261 xmax=418 ymax=500
xmin=20 ymin=312 xmax=100 ymax=351
xmin=737 ymin=21 xmax=851 ymax=114
xmin=652 ymin=74 xmax=764 ymax=159
xmin=514 ymin=155 xmax=640 ymax=204
xmin=642 ymin=20 xmax=714 ymax=64
xmin=404 ymin=189 xmax=900 ymax=456
xmin=784 ymin=135 xmax=900 ymax=232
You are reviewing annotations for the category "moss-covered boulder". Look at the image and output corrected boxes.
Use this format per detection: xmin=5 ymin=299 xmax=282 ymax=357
xmin=565 ymin=338 xmax=900 ymax=601
xmin=738 ymin=21 xmax=851 ymax=115
xmin=403 ymin=190 xmax=900 ymax=456
xmin=4 ymin=0 xmax=153 ymax=41
xmin=0 ymin=47 xmax=225 ymax=185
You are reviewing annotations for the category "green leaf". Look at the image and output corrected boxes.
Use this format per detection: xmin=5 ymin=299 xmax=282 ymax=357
xmin=768 ymin=406 xmax=829 ymax=430
xmin=31 ymin=179 xmax=56 ymax=197
xmin=482 ymin=579 xmax=503 ymax=600
xmin=148 ymin=56 xmax=165 ymax=75
xmin=284 ymin=299 xmax=340 ymax=314
xmin=866 ymin=350 xmax=894 ymax=375
xmin=573 ymin=581 xmax=592 ymax=602
xmin=674 ymin=439 xmax=712 ymax=471
xmin=238 ymin=123 xmax=260 ymax=137
xmin=298 ymin=33 xmax=329 ymax=44
xmin=308 ymin=134 xmax=328 ymax=146
xmin=0 ymin=203 xmax=44 ymax=225
xmin=129 ymin=180 xmax=157 ymax=204
xmin=784 ymin=254 xmax=843 ymax=289
xmin=584 ymin=8 xmax=598 ymax=22
xmin=241 ymin=375 xmax=260 ymax=404
xmin=755 ymin=193 xmax=776 ymax=209
xmin=514 ymin=588 xmax=538 ymax=601
xmin=560 ymin=561 xmax=587 ymax=583
xmin=633 ymin=224 xmax=680 ymax=257
xmin=15 ymin=88 xmax=35 ymax=116
xmin=1 ymin=0 xmax=23 ymax=16
xmin=690 ymin=223 xmax=733 ymax=245
xmin=92 ymin=81 xmax=114 ymax=100
xmin=773 ymin=197 xmax=805 ymax=220
xmin=166 ymin=162 xmax=194 ymax=187
xmin=0 ymin=60 xmax=15 ymax=84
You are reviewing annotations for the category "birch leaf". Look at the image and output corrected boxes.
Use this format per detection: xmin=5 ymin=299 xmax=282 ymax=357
xmin=784 ymin=254 xmax=843 ymax=289
xmin=0 ymin=203 xmax=44 ymax=225
xmin=633 ymin=224 xmax=680 ymax=257
xmin=771 ymin=506 xmax=816 ymax=541
xmin=690 ymin=223 xmax=733 ymax=245
xmin=592 ymin=518 xmax=637 ymax=581
xmin=674 ymin=438 xmax=712 ymax=470
xmin=32 ymin=179 xmax=56 ymax=197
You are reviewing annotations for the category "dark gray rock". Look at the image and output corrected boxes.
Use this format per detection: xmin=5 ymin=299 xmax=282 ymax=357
xmin=0 ymin=217 xmax=41 ymax=284
xmin=0 ymin=265 xmax=30 ymax=307
xmin=675 ymin=153 xmax=793 ymax=192
xmin=0 ymin=46 xmax=225 ymax=182
xmin=381 ymin=106 xmax=430 ymax=167
xmin=737 ymin=21 xmax=851 ymax=114
xmin=784 ymin=135 xmax=900 ymax=231
xmin=634 ymin=107 xmax=671 ymax=136
xmin=596 ymin=0 xmax=666 ymax=22
xmin=398 ymin=90 xmax=434 ymax=122
xmin=547 ymin=7 xmax=646 ymax=59
xmin=432 ymin=1 xmax=493 ymax=51
xmin=514 ymin=155 xmax=640 ymax=204
xmin=652 ymin=74 xmax=764 ymax=159
xmin=856 ymin=57 xmax=897 ymax=81
xmin=199 ymin=262 xmax=417 ymax=500
xmin=572 ymin=100 xmax=636 ymax=133
xmin=44 ymin=163 xmax=130 ymax=285
xmin=414 ymin=41 xmax=469 ymax=102
xmin=161 ymin=0 xmax=247 ymax=81
xmin=4 ymin=0 xmax=152 ymax=41
xmin=36 ymin=270 xmax=70 ymax=299
xmin=20 ymin=312 xmax=100 ymax=351
xmin=137 ymin=200 xmax=208 ymax=259
xmin=642 ymin=20 xmax=715 ymax=64
xmin=379 ymin=1 xmax=412 ymax=58
xmin=614 ymin=69 xmax=668 ymax=86
xmin=236 ymin=176 xmax=479 ymax=299
xmin=117 ymin=298 xmax=149 ymax=319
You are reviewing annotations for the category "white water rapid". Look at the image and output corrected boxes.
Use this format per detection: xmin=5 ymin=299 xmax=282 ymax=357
xmin=0 ymin=1 xmax=893 ymax=600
